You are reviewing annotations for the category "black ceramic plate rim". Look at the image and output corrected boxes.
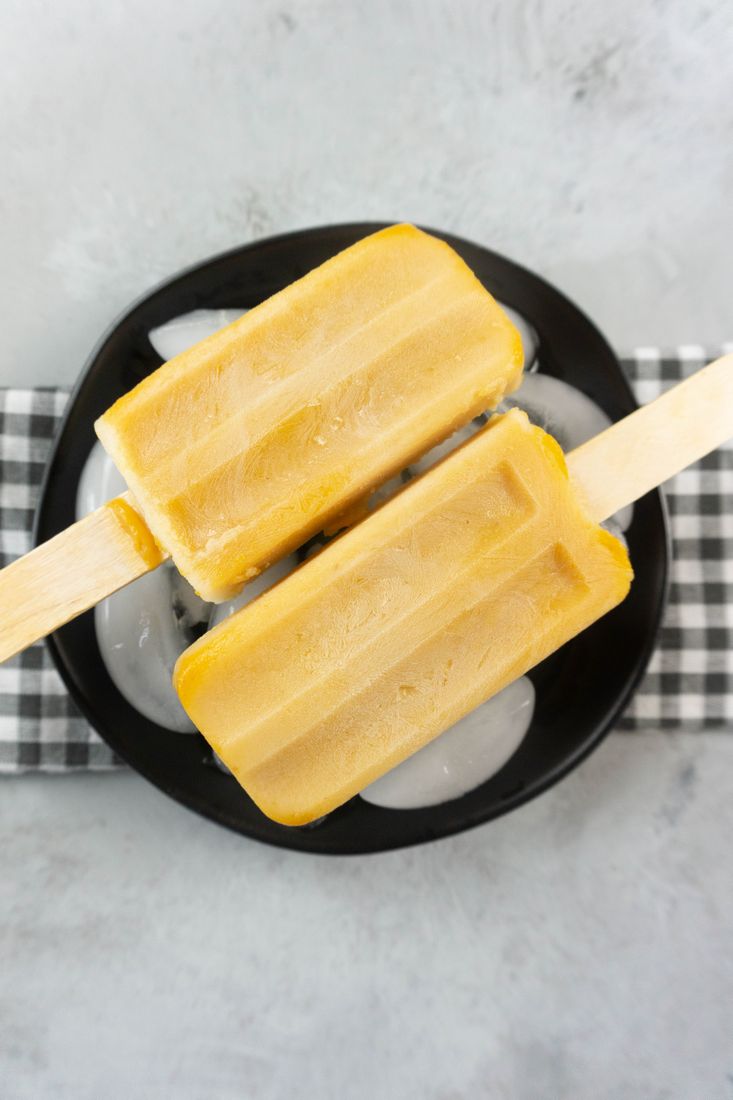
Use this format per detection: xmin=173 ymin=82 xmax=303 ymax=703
xmin=35 ymin=223 xmax=671 ymax=854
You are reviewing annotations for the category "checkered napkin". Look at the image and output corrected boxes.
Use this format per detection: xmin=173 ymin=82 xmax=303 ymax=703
xmin=617 ymin=346 xmax=733 ymax=730
xmin=0 ymin=390 xmax=118 ymax=770
xmin=0 ymin=347 xmax=731 ymax=772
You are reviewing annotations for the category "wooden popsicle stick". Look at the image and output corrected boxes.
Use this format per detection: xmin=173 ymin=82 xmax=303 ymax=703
xmin=0 ymin=492 xmax=167 ymax=664
xmin=1 ymin=356 xmax=732 ymax=666
xmin=567 ymin=354 xmax=733 ymax=523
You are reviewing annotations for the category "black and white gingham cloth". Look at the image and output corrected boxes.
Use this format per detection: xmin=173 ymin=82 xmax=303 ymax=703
xmin=617 ymin=346 xmax=733 ymax=729
xmin=0 ymin=346 xmax=731 ymax=771
xmin=0 ymin=390 xmax=118 ymax=770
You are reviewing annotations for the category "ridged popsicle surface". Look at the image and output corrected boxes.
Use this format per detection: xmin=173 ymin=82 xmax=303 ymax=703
xmin=175 ymin=410 xmax=633 ymax=824
xmin=96 ymin=225 xmax=523 ymax=600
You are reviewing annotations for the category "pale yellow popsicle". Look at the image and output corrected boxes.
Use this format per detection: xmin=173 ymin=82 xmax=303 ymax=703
xmin=174 ymin=409 xmax=633 ymax=825
xmin=96 ymin=225 xmax=523 ymax=601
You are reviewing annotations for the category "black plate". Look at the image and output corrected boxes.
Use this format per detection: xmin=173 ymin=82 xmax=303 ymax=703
xmin=36 ymin=224 xmax=669 ymax=854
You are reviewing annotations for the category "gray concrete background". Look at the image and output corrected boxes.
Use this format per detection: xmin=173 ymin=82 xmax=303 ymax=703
xmin=1 ymin=0 xmax=731 ymax=390
xmin=3 ymin=736 xmax=733 ymax=1099
xmin=1 ymin=1 xmax=732 ymax=1097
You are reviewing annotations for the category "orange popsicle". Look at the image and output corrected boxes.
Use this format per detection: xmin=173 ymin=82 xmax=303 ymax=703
xmin=96 ymin=225 xmax=523 ymax=601
xmin=174 ymin=409 xmax=632 ymax=824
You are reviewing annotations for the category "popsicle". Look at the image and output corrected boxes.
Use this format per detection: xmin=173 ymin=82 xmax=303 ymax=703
xmin=95 ymin=224 xmax=523 ymax=602
xmin=174 ymin=356 xmax=733 ymax=825
xmin=0 ymin=225 xmax=523 ymax=661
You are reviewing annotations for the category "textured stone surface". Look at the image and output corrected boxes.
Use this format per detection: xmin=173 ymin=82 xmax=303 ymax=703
xmin=1 ymin=0 xmax=731 ymax=387
xmin=1 ymin=734 xmax=732 ymax=1099
xmin=1 ymin=2 xmax=732 ymax=1096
